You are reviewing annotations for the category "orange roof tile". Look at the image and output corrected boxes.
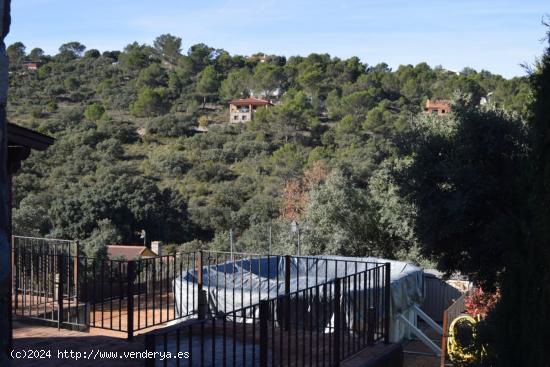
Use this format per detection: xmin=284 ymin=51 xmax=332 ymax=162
xmin=107 ymin=245 xmax=151 ymax=260
xmin=229 ymin=98 xmax=273 ymax=106
xmin=425 ymin=99 xmax=451 ymax=110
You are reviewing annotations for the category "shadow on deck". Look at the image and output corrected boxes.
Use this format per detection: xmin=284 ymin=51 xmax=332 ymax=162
xmin=12 ymin=321 xmax=145 ymax=367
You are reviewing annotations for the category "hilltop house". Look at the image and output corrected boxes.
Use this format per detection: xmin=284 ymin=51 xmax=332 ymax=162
xmin=250 ymin=87 xmax=283 ymax=100
xmin=22 ymin=61 xmax=43 ymax=70
xmin=229 ymin=97 xmax=273 ymax=123
xmin=425 ymin=99 xmax=451 ymax=115
xmin=246 ymin=54 xmax=268 ymax=63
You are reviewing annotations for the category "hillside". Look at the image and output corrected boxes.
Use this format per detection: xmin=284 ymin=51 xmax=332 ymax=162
xmin=6 ymin=36 xmax=531 ymax=260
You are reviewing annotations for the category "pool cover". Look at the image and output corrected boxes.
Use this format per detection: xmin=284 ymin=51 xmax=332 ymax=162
xmin=173 ymin=255 xmax=424 ymax=342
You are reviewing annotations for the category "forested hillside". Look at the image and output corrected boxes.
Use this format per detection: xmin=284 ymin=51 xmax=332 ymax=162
xmin=6 ymin=35 xmax=531 ymax=260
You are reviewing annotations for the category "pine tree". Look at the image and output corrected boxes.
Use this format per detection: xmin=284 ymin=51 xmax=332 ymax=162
xmin=493 ymin=25 xmax=550 ymax=367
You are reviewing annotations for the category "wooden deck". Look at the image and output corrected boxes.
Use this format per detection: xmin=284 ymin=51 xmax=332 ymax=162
xmin=13 ymin=291 xmax=185 ymax=338
xmin=147 ymin=315 xmax=387 ymax=367
xmin=12 ymin=292 xmax=402 ymax=366
xmin=12 ymin=321 xmax=145 ymax=367
xmin=90 ymin=292 xmax=181 ymax=333
xmin=13 ymin=320 xmax=400 ymax=367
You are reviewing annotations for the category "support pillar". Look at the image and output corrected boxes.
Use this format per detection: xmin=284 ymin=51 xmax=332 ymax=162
xmin=0 ymin=1 xmax=12 ymax=365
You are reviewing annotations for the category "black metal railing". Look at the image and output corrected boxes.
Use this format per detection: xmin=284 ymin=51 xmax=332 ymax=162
xmin=132 ymin=253 xmax=199 ymax=333
xmin=198 ymin=251 xmax=385 ymax=310
xmin=144 ymin=263 xmax=391 ymax=367
xmin=12 ymin=236 xmax=391 ymax=350
xmin=11 ymin=237 xmax=84 ymax=329
xmin=12 ymin=236 xmax=200 ymax=337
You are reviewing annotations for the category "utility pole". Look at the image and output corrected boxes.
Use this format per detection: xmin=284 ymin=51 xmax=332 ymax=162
xmin=291 ymin=221 xmax=301 ymax=256
xmin=229 ymin=228 xmax=234 ymax=263
xmin=268 ymin=224 xmax=272 ymax=255
xmin=297 ymin=223 xmax=301 ymax=256
xmin=140 ymin=229 xmax=146 ymax=246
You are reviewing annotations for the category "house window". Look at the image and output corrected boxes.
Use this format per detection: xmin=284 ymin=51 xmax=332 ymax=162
xmin=432 ymin=109 xmax=438 ymax=115
xmin=234 ymin=115 xmax=238 ymax=120
xmin=441 ymin=109 xmax=446 ymax=114
xmin=242 ymin=115 xmax=247 ymax=121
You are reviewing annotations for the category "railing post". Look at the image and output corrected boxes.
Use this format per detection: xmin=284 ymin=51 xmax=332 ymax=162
xmin=11 ymin=235 xmax=16 ymax=312
xmin=440 ymin=310 xmax=449 ymax=367
xmin=9 ymin=235 xmax=15 ymax=354
xmin=127 ymin=260 xmax=136 ymax=340
xmin=367 ymin=307 xmax=375 ymax=346
xmin=284 ymin=255 xmax=291 ymax=294
xmin=384 ymin=262 xmax=391 ymax=344
xmin=197 ymin=251 xmax=205 ymax=319
xmin=73 ymin=240 xmax=79 ymax=299
xmin=334 ymin=278 xmax=341 ymax=366
xmin=197 ymin=250 xmax=203 ymax=292
xmin=144 ymin=334 xmax=156 ymax=367
xmin=259 ymin=300 xmax=269 ymax=367
xmin=284 ymin=255 xmax=291 ymax=331
xmin=57 ymin=254 xmax=65 ymax=330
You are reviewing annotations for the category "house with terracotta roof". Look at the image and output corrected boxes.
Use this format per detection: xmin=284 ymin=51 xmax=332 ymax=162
xmin=425 ymin=99 xmax=451 ymax=116
xmin=107 ymin=244 xmax=157 ymax=260
xmin=22 ymin=61 xmax=43 ymax=70
xmin=229 ymin=98 xmax=273 ymax=123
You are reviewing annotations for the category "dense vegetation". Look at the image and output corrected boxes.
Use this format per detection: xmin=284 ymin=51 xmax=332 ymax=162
xmin=386 ymin=27 xmax=550 ymax=366
xmin=11 ymin=28 xmax=550 ymax=365
xmin=490 ymin=25 xmax=550 ymax=367
xmin=7 ymin=36 xmax=530 ymax=263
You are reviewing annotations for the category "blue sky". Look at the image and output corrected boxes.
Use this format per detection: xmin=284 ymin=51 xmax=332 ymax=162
xmin=6 ymin=0 xmax=549 ymax=78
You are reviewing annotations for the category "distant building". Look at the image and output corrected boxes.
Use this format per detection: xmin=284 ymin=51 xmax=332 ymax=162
xmin=22 ymin=61 xmax=43 ymax=70
xmin=247 ymin=54 xmax=268 ymax=63
xmin=229 ymin=98 xmax=273 ymax=123
xmin=250 ymin=87 xmax=283 ymax=100
xmin=444 ymin=69 xmax=459 ymax=76
xmin=107 ymin=245 xmax=157 ymax=260
xmin=425 ymin=99 xmax=451 ymax=116
xmin=480 ymin=92 xmax=494 ymax=106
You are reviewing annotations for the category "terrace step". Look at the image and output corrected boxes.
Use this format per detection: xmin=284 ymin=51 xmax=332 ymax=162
xmin=342 ymin=342 xmax=403 ymax=367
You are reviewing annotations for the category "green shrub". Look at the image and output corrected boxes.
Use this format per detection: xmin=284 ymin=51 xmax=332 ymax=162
xmin=146 ymin=113 xmax=195 ymax=137
xmin=84 ymin=102 xmax=106 ymax=121
xmin=131 ymin=87 xmax=169 ymax=117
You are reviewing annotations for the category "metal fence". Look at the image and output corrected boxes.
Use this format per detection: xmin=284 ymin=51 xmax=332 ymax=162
xmin=198 ymin=251 xmax=387 ymax=312
xmin=12 ymin=236 xmax=391 ymax=351
xmin=11 ymin=236 xmax=83 ymax=328
xmin=133 ymin=254 xmax=199 ymax=331
xmin=144 ymin=263 xmax=391 ymax=367
xmin=12 ymin=236 xmax=200 ymax=337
